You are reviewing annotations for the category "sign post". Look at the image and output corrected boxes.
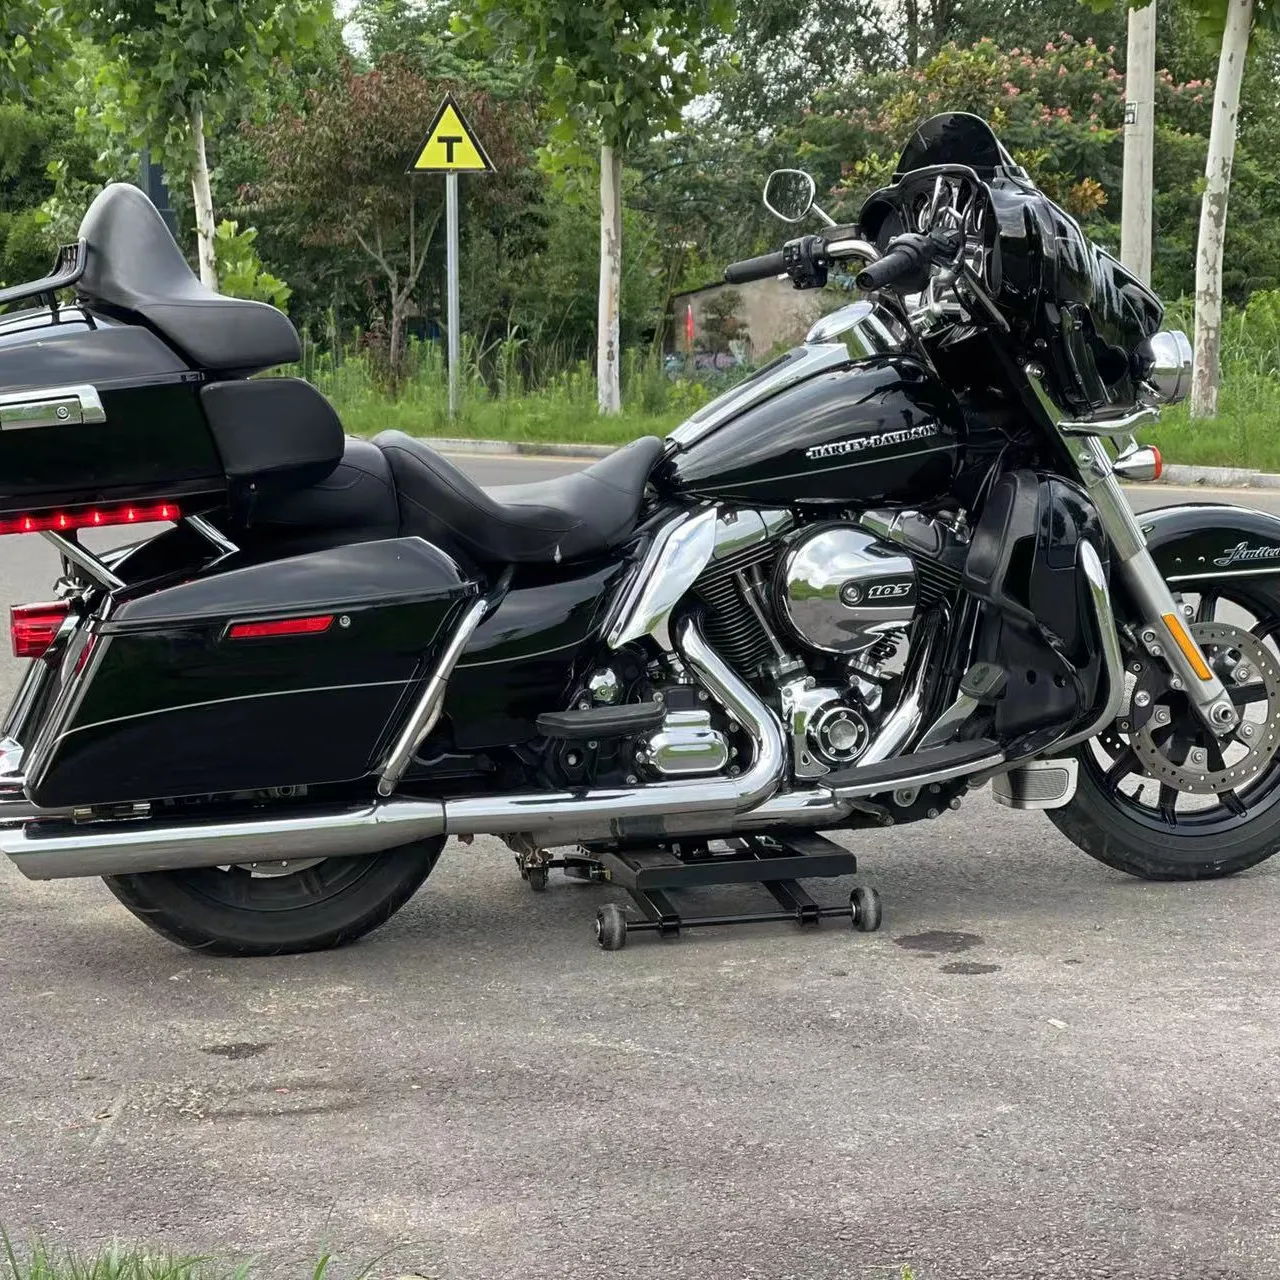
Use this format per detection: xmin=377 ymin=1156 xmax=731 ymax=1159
xmin=408 ymin=94 xmax=495 ymax=421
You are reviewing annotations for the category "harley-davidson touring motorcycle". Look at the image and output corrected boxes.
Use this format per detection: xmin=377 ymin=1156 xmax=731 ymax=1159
xmin=2 ymin=110 xmax=1280 ymax=956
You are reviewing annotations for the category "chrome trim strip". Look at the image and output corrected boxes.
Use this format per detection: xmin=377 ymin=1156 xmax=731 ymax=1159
xmin=666 ymin=343 xmax=850 ymax=450
xmin=1165 ymin=566 xmax=1280 ymax=583
xmin=377 ymin=596 xmax=490 ymax=797
xmin=186 ymin=514 xmax=239 ymax=559
xmin=42 ymin=531 xmax=125 ymax=590
xmin=606 ymin=506 xmax=717 ymax=651
xmin=4 ymin=800 xmax=447 ymax=880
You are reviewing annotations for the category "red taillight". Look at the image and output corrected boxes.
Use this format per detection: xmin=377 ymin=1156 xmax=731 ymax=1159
xmin=11 ymin=601 xmax=71 ymax=659
xmin=226 ymin=614 xmax=334 ymax=641
xmin=0 ymin=501 xmax=180 ymax=537
xmin=1151 ymin=446 xmax=1163 ymax=480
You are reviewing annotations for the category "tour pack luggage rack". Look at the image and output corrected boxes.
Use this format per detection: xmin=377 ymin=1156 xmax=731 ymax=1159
xmin=0 ymin=241 xmax=88 ymax=320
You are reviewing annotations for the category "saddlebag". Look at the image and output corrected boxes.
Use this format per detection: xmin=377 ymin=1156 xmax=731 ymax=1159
xmin=23 ymin=537 xmax=478 ymax=807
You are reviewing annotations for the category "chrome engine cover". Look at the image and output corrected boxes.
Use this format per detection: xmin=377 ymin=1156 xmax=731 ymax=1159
xmin=776 ymin=525 xmax=916 ymax=654
xmin=637 ymin=710 xmax=731 ymax=778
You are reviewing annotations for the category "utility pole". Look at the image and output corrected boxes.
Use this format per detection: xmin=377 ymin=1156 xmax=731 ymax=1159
xmin=1121 ymin=0 xmax=1157 ymax=284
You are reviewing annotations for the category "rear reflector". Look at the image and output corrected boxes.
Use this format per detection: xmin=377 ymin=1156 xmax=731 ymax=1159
xmin=0 ymin=501 xmax=181 ymax=537
xmin=226 ymin=614 xmax=334 ymax=640
xmin=11 ymin=601 xmax=70 ymax=659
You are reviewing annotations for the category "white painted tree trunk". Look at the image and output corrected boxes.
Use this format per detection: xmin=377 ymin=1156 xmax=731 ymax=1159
xmin=1191 ymin=0 xmax=1252 ymax=419
xmin=597 ymin=143 xmax=623 ymax=416
xmin=189 ymin=102 xmax=219 ymax=290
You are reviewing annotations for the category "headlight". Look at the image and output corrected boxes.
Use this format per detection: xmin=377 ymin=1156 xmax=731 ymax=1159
xmin=1142 ymin=329 xmax=1193 ymax=405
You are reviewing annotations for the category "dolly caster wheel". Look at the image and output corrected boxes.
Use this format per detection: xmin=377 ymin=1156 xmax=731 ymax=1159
xmin=850 ymin=886 xmax=882 ymax=933
xmin=595 ymin=903 xmax=628 ymax=951
xmin=526 ymin=866 xmax=548 ymax=892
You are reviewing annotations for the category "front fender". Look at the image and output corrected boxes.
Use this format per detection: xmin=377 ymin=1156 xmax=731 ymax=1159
xmin=1140 ymin=502 xmax=1280 ymax=584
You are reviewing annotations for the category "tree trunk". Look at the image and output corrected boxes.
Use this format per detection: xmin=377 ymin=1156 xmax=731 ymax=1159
xmin=597 ymin=143 xmax=623 ymax=416
xmin=1191 ymin=0 xmax=1252 ymax=419
xmin=189 ymin=102 xmax=218 ymax=290
xmin=903 ymin=0 xmax=920 ymax=66
xmin=388 ymin=289 xmax=407 ymax=392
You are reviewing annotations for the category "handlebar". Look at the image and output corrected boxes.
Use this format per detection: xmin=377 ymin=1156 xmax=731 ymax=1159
xmin=855 ymin=232 xmax=952 ymax=292
xmin=724 ymin=250 xmax=788 ymax=284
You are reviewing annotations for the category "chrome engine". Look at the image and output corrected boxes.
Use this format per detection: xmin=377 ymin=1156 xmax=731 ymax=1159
xmin=676 ymin=504 xmax=966 ymax=781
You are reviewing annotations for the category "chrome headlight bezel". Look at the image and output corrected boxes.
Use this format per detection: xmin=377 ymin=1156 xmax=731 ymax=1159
xmin=1142 ymin=329 xmax=1193 ymax=405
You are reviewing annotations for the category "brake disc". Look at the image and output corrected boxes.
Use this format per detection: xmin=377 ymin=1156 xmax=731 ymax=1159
xmin=1129 ymin=621 xmax=1280 ymax=795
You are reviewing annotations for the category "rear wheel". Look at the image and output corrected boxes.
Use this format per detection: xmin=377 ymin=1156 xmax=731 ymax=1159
xmin=1050 ymin=581 xmax=1280 ymax=881
xmin=104 ymin=837 xmax=445 ymax=956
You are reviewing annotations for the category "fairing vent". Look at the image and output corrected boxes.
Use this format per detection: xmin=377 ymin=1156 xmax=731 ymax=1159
xmin=693 ymin=541 xmax=780 ymax=674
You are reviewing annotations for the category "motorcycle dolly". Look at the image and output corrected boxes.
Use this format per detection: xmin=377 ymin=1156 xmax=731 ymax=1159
xmin=517 ymin=829 xmax=881 ymax=950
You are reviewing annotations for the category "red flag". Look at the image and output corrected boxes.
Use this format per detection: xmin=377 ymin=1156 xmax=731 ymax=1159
xmin=685 ymin=303 xmax=694 ymax=351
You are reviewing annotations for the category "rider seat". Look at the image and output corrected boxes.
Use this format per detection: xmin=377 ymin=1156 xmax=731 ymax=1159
xmin=375 ymin=431 xmax=663 ymax=564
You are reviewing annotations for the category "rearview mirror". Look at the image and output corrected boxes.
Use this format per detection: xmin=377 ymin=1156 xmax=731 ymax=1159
xmin=764 ymin=170 xmax=817 ymax=224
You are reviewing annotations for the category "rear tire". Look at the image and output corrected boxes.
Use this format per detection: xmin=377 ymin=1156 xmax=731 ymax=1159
xmin=104 ymin=838 xmax=445 ymax=956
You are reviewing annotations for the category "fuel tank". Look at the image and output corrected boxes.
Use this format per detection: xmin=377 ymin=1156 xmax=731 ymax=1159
xmin=659 ymin=355 xmax=963 ymax=508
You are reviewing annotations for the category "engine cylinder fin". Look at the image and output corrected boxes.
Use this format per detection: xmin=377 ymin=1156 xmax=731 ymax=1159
xmin=694 ymin=541 xmax=780 ymax=674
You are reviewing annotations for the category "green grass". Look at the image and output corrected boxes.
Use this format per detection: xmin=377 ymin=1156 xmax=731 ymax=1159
xmin=0 ymin=1239 xmax=403 ymax=1280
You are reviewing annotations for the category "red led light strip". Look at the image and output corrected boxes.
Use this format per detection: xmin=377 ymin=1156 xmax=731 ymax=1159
xmin=0 ymin=501 xmax=181 ymax=536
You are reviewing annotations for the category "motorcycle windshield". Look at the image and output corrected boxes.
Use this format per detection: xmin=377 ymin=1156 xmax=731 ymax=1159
xmin=894 ymin=112 xmax=1020 ymax=180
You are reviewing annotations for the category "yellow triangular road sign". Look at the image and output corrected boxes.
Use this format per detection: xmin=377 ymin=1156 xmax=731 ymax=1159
xmin=409 ymin=95 xmax=495 ymax=173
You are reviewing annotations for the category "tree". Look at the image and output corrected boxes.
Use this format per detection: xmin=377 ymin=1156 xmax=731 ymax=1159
xmin=1 ymin=1 xmax=71 ymax=101
xmin=248 ymin=58 xmax=532 ymax=382
xmin=1186 ymin=0 xmax=1276 ymax=416
xmin=73 ymin=0 xmax=324 ymax=288
xmin=459 ymin=0 xmax=735 ymax=414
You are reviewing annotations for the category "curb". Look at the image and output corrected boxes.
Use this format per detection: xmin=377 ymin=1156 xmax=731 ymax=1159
xmin=429 ymin=437 xmax=1280 ymax=489
xmin=1160 ymin=463 xmax=1280 ymax=490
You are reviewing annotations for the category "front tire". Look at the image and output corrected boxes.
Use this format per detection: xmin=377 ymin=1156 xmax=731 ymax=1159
xmin=104 ymin=837 xmax=445 ymax=956
xmin=1049 ymin=578 xmax=1280 ymax=882
xmin=1048 ymin=761 xmax=1280 ymax=881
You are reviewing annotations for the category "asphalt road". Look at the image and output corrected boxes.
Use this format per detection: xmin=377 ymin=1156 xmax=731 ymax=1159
xmin=2 ymin=462 xmax=1280 ymax=1279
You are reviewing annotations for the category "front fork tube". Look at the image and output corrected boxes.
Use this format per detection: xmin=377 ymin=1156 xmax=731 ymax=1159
xmin=1070 ymin=436 xmax=1238 ymax=737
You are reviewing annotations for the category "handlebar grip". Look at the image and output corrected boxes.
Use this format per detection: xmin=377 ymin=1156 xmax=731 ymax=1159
xmin=855 ymin=246 xmax=921 ymax=291
xmin=724 ymin=251 xmax=788 ymax=285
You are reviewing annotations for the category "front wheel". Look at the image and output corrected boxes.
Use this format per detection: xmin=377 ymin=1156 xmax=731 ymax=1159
xmin=104 ymin=838 xmax=445 ymax=956
xmin=1049 ymin=580 xmax=1280 ymax=881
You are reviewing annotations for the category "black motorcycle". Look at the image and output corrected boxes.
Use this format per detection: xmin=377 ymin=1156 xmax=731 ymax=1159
xmin=2 ymin=110 xmax=1278 ymax=956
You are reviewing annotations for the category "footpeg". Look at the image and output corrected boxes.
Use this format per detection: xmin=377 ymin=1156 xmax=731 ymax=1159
xmin=537 ymin=701 xmax=665 ymax=740
xmin=992 ymin=758 xmax=1078 ymax=810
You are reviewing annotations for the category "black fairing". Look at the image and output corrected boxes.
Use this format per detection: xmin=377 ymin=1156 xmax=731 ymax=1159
xmin=25 ymin=538 xmax=478 ymax=807
xmin=965 ymin=471 xmax=1106 ymax=741
xmin=660 ymin=356 xmax=962 ymax=506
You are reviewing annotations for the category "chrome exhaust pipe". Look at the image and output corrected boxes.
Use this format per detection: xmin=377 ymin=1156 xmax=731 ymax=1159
xmin=5 ymin=800 xmax=447 ymax=881
xmin=4 ymin=615 xmax=787 ymax=879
